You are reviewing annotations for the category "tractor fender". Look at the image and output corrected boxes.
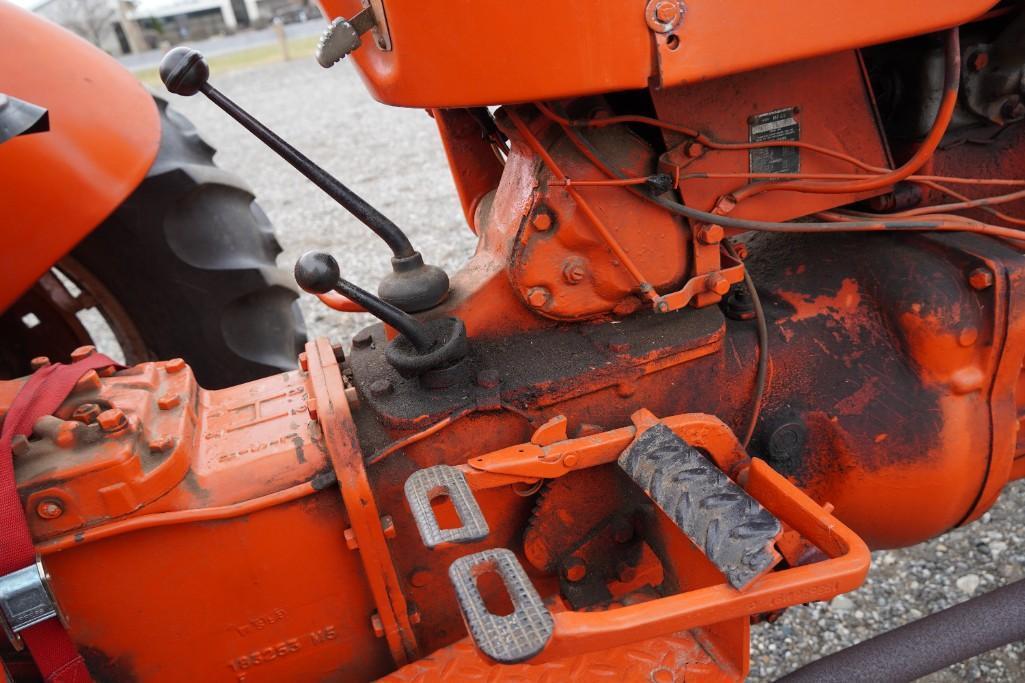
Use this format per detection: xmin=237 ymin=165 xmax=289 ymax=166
xmin=0 ymin=2 xmax=159 ymax=311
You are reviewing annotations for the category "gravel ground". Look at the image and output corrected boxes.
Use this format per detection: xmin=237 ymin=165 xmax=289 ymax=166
xmin=162 ymin=57 xmax=1025 ymax=681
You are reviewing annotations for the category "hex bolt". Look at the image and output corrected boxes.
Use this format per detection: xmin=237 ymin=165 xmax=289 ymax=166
xmin=562 ymin=258 xmax=587 ymax=285
xmin=369 ymin=379 xmax=394 ymax=398
xmin=307 ymin=397 xmax=319 ymax=421
xmin=97 ymin=408 xmax=128 ymax=433
xmin=684 ymin=141 xmax=704 ymax=158
xmin=352 ymin=329 xmax=374 ymax=349
xmin=344 ymin=528 xmax=359 ymax=550
xmin=165 ymin=358 xmax=186 ymax=374
xmin=706 ymin=273 xmax=731 ymax=296
xmin=298 ymin=351 xmax=309 ymax=372
xmin=968 ymin=267 xmax=994 ymax=290
xmin=698 ymin=224 xmax=724 ymax=245
xmin=36 ymin=499 xmax=63 ymax=520
xmin=969 ymin=50 xmax=989 ymax=72
xmin=564 ymin=558 xmax=587 ymax=582
xmin=380 ymin=515 xmax=396 ymax=539
xmin=532 ymin=213 xmax=552 ymax=231
xmin=30 ymin=356 xmax=50 ymax=370
xmin=74 ymin=370 xmax=102 ymax=392
xmin=370 ymin=613 xmax=385 ymax=638
xmin=70 ymin=345 xmax=96 ymax=363
xmin=148 ymin=436 xmax=175 ymax=453
xmin=527 ymin=287 xmax=551 ymax=308
xmin=71 ymin=403 xmax=102 ymax=424
xmin=157 ymin=393 xmax=181 ymax=410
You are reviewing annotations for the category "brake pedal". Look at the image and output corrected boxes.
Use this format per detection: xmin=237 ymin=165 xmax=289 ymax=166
xmin=449 ymin=548 xmax=554 ymax=664
xmin=618 ymin=423 xmax=782 ymax=589
xmin=404 ymin=465 xmax=489 ymax=548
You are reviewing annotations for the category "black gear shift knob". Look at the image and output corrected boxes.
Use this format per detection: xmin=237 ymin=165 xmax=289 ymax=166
xmin=294 ymin=251 xmax=342 ymax=294
xmin=159 ymin=47 xmax=210 ymax=97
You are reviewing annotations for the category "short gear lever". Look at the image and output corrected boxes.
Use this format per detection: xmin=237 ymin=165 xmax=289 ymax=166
xmin=158 ymin=47 xmax=449 ymax=313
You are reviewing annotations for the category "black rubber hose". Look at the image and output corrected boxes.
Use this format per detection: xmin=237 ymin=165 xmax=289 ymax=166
xmin=778 ymin=578 xmax=1025 ymax=682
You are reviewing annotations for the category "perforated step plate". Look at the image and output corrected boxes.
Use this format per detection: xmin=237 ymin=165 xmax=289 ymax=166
xmin=404 ymin=464 xmax=489 ymax=548
xmin=449 ymin=548 xmax=554 ymax=664
xmin=618 ymin=423 xmax=781 ymax=589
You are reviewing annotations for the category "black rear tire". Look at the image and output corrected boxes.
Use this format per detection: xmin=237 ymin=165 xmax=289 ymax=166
xmin=69 ymin=96 xmax=306 ymax=387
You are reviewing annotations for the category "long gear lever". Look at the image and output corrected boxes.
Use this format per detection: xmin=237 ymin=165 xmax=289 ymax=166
xmin=158 ymin=47 xmax=449 ymax=313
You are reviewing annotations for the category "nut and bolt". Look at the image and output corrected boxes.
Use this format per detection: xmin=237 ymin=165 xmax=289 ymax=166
xmin=532 ymin=212 xmax=552 ymax=231
xmin=968 ymin=267 xmax=994 ymax=290
xmin=30 ymin=356 xmax=50 ymax=370
xmin=36 ymin=499 xmax=63 ymax=520
xmin=70 ymin=345 xmax=96 ymax=363
xmin=706 ymin=273 xmax=731 ymax=296
xmin=369 ymin=379 xmax=394 ymax=398
xmin=96 ymin=408 xmax=128 ymax=433
xmin=157 ymin=393 xmax=181 ymax=410
xmin=527 ymin=287 xmax=551 ymax=309
xmin=562 ymin=258 xmax=587 ymax=285
xmin=564 ymin=558 xmax=587 ymax=582
xmin=654 ymin=0 xmax=680 ymax=24
xmin=165 ymin=358 xmax=186 ymax=374
xmin=352 ymin=329 xmax=374 ymax=349
xmin=71 ymin=403 xmax=102 ymax=424
xmin=697 ymin=224 xmax=724 ymax=245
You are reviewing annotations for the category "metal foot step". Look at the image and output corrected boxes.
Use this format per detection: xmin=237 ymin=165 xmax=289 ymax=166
xmin=404 ymin=464 xmax=489 ymax=548
xmin=618 ymin=423 xmax=782 ymax=589
xmin=449 ymin=548 xmax=554 ymax=664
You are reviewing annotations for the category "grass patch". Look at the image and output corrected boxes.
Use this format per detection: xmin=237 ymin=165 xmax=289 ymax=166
xmin=133 ymin=34 xmax=319 ymax=85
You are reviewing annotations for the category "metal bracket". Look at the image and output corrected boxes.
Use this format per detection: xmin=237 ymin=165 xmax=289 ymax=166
xmin=0 ymin=560 xmax=57 ymax=650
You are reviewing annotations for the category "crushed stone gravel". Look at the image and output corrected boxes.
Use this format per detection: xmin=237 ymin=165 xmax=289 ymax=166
xmin=163 ymin=57 xmax=1025 ymax=682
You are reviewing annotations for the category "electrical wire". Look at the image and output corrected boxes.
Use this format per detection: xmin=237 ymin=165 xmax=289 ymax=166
xmin=723 ymin=241 xmax=769 ymax=448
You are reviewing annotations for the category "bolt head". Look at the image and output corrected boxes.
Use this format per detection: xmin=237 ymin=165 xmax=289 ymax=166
xmin=968 ymin=267 xmax=994 ymax=290
xmin=527 ymin=287 xmax=551 ymax=308
xmin=562 ymin=258 xmax=587 ymax=285
xmin=352 ymin=329 xmax=374 ymax=349
xmin=698 ymin=224 xmax=724 ymax=245
xmin=369 ymin=379 xmax=394 ymax=398
xmin=969 ymin=50 xmax=989 ymax=72
xmin=157 ymin=393 xmax=181 ymax=410
xmin=30 ymin=356 xmax=50 ymax=370
xmin=564 ymin=558 xmax=586 ymax=582
xmin=684 ymin=141 xmax=704 ymax=158
xmin=71 ymin=403 xmax=101 ymax=424
xmin=706 ymin=273 xmax=731 ymax=296
xmin=97 ymin=408 xmax=128 ymax=432
xmin=410 ymin=569 xmax=431 ymax=588
xmin=70 ymin=345 xmax=96 ymax=363
xmin=532 ymin=213 xmax=552 ymax=231
xmin=36 ymin=499 xmax=63 ymax=520
xmin=655 ymin=0 xmax=679 ymax=23
xmin=165 ymin=358 xmax=186 ymax=374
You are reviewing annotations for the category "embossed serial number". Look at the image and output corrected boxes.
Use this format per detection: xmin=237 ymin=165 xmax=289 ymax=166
xmin=227 ymin=624 xmax=338 ymax=678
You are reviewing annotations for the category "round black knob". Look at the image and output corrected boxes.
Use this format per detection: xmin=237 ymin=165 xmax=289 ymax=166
xmin=159 ymin=47 xmax=210 ymax=97
xmin=295 ymin=251 xmax=341 ymax=294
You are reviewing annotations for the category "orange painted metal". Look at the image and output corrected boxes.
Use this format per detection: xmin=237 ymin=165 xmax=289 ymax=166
xmin=0 ymin=2 xmax=160 ymax=311
xmin=3 ymin=355 xmax=394 ymax=682
xmin=320 ymin=0 xmax=997 ymax=108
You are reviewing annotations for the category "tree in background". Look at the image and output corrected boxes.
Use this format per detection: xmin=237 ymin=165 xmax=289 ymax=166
xmin=56 ymin=0 xmax=115 ymax=47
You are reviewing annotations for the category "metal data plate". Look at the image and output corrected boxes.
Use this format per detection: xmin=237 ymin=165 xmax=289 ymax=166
xmin=449 ymin=548 xmax=554 ymax=664
xmin=618 ymin=423 xmax=782 ymax=589
xmin=0 ymin=563 xmax=56 ymax=635
xmin=404 ymin=464 xmax=489 ymax=548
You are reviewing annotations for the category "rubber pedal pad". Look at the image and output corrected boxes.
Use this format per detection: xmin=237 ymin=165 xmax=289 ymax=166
xmin=618 ymin=423 xmax=782 ymax=589
xmin=404 ymin=464 xmax=489 ymax=548
xmin=449 ymin=548 xmax=555 ymax=664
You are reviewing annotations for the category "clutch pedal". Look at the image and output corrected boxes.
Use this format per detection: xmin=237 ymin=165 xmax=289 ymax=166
xmin=449 ymin=548 xmax=554 ymax=664
xmin=618 ymin=423 xmax=782 ymax=589
xmin=404 ymin=464 xmax=489 ymax=548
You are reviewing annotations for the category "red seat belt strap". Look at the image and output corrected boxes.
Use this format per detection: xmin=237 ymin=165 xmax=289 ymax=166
xmin=1 ymin=355 xmax=119 ymax=683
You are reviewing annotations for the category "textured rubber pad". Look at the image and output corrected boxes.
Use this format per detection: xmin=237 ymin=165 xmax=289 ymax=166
xmin=618 ymin=423 xmax=781 ymax=589
xmin=404 ymin=464 xmax=489 ymax=548
xmin=449 ymin=548 xmax=554 ymax=664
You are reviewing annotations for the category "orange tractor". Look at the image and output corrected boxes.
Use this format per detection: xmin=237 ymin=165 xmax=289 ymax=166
xmin=3 ymin=0 xmax=1025 ymax=680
